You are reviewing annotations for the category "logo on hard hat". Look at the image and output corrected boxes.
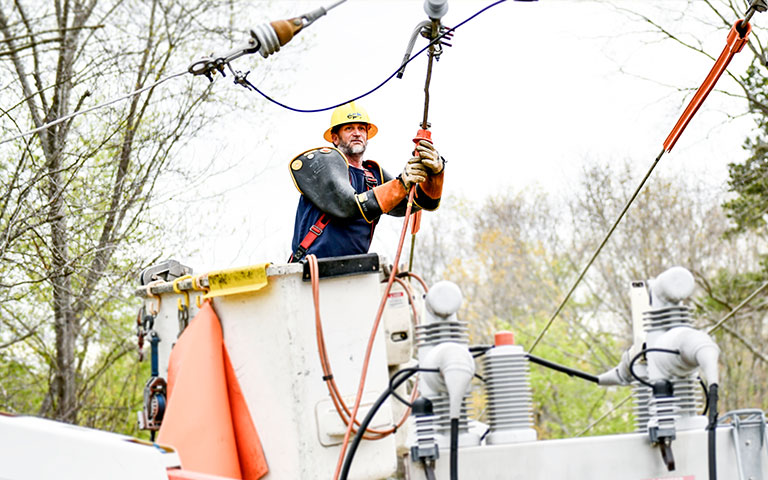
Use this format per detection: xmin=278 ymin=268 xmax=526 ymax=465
xmin=347 ymin=112 xmax=363 ymax=120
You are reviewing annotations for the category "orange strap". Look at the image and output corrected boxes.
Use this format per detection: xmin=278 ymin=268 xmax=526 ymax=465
xmin=290 ymin=214 xmax=331 ymax=262
xmin=663 ymin=19 xmax=752 ymax=152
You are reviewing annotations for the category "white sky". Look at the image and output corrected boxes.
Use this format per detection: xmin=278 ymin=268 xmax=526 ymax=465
xmin=169 ymin=0 xmax=760 ymax=273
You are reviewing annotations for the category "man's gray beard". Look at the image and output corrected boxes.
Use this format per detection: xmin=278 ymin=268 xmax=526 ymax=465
xmin=338 ymin=140 xmax=365 ymax=157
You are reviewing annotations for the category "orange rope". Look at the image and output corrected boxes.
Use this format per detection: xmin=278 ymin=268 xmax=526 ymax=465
xmin=309 ymin=254 xmax=418 ymax=440
xmin=393 ymin=276 xmax=420 ymax=328
xmin=404 ymin=271 xmax=429 ymax=295
xmin=332 ymin=188 xmax=418 ymax=480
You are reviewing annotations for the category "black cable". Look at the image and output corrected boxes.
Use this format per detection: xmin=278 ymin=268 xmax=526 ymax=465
xmin=530 ymin=148 xmax=667 ymax=354
xmin=526 ymin=353 xmax=600 ymax=384
xmin=628 ymin=348 xmax=681 ymax=388
xmin=388 ymin=367 xmax=438 ymax=407
xmin=450 ymin=417 xmax=459 ymax=480
xmin=247 ymin=0 xmax=509 ymax=113
xmin=707 ymin=383 xmax=719 ymax=480
xmin=340 ymin=367 xmax=421 ymax=480
xmin=422 ymin=459 xmax=437 ymax=480
xmin=390 ymin=389 xmax=413 ymax=408
xmin=470 ymin=345 xmax=493 ymax=358
xmin=699 ymin=378 xmax=710 ymax=416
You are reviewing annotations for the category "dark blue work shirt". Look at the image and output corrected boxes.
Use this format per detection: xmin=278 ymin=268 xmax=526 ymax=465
xmin=291 ymin=164 xmax=384 ymax=259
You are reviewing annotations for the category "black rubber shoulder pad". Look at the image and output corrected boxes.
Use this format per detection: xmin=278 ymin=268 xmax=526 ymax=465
xmin=289 ymin=147 xmax=361 ymax=219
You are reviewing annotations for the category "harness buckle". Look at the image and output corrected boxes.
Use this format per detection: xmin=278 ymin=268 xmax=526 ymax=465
xmin=292 ymin=246 xmax=307 ymax=262
xmin=309 ymin=225 xmax=324 ymax=236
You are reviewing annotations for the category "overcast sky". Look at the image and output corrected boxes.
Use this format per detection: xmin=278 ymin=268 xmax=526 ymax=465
xmin=166 ymin=0 xmax=759 ymax=272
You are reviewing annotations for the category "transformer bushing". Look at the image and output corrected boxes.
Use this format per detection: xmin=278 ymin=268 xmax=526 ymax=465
xmin=633 ymin=382 xmax=652 ymax=432
xmin=638 ymin=303 xmax=705 ymax=432
xmin=415 ymin=281 xmax=479 ymax=448
xmin=634 ymin=377 xmax=702 ymax=432
xmin=410 ymin=397 xmax=440 ymax=461
xmin=482 ymin=332 xmax=537 ymax=444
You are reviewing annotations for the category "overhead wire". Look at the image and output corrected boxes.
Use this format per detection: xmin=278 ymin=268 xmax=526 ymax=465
xmin=244 ymin=0 xmax=508 ymax=113
xmin=707 ymin=280 xmax=768 ymax=334
xmin=574 ymin=393 xmax=632 ymax=437
xmin=1 ymin=1 xmax=509 ymax=147
xmin=0 ymin=69 xmax=189 ymax=146
xmin=530 ymin=2 xmax=761 ymax=353
xmin=529 ymin=148 xmax=666 ymax=353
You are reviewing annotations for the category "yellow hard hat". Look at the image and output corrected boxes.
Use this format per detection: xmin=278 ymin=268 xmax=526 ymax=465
xmin=323 ymin=102 xmax=378 ymax=142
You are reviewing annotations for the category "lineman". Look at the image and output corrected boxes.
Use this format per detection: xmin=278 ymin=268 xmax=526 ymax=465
xmin=288 ymin=102 xmax=445 ymax=261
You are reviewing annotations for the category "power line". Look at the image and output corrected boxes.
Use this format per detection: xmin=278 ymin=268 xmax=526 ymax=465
xmin=246 ymin=0 xmax=508 ymax=113
xmin=575 ymin=393 xmax=632 ymax=437
xmin=1 ymin=0 xmax=510 ymax=144
xmin=0 ymin=69 xmax=188 ymax=146
xmin=529 ymin=148 xmax=666 ymax=353
xmin=708 ymin=280 xmax=768 ymax=334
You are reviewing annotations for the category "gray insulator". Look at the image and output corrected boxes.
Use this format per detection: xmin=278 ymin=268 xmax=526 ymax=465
xmin=482 ymin=345 xmax=536 ymax=444
xmin=425 ymin=280 xmax=463 ymax=318
xmin=634 ymin=383 xmax=653 ymax=432
xmin=650 ymin=395 xmax=679 ymax=433
xmin=423 ymin=0 xmax=449 ymax=20
xmin=413 ymin=414 xmax=440 ymax=460
xmin=633 ymin=371 xmax=702 ymax=432
xmin=251 ymin=23 xmax=281 ymax=58
xmin=643 ymin=305 xmax=693 ymax=333
xmin=638 ymin=382 xmax=700 ymax=428
xmin=415 ymin=320 xmax=469 ymax=347
xmin=649 ymin=266 xmax=695 ymax=306
xmin=429 ymin=396 xmax=471 ymax=435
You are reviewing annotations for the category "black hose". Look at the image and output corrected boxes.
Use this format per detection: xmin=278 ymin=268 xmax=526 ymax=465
xmin=450 ymin=417 xmax=459 ymax=480
xmin=470 ymin=345 xmax=493 ymax=358
xmin=699 ymin=378 xmax=710 ymax=416
xmin=708 ymin=383 xmax=719 ymax=480
xmin=422 ymin=459 xmax=436 ymax=480
xmin=526 ymin=353 xmax=600 ymax=384
xmin=628 ymin=348 xmax=681 ymax=388
xmin=388 ymin=367 xmax=438 ymax=407
xmin=340 ymin=368 xmax=419 ymax=480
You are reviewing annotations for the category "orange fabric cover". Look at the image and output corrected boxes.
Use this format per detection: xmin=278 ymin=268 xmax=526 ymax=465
xmin=372 ymin=179 xmax=407 ymax=213
xmin=158 ymin=302 xmax=268 ymax=480
xmin=167 ymin=469 xmax=238 ymax=480
xmin=223 ymin=347 xmax=268 ymax=479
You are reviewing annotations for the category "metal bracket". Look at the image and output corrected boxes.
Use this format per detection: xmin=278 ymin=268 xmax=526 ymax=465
xmin=649 ymin=425 xmax=677 ymax=471
xmin=720 ymin=409 xmax=767 ymax=480
xmin=140 ymin=259 xmax=193 ymax=285
xmin=301 ymin=253 xmax=380 ymax=281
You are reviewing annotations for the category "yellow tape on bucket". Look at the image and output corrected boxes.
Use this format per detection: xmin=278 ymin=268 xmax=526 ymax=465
xmin=203 ymin=263 xmax=270 ymax=298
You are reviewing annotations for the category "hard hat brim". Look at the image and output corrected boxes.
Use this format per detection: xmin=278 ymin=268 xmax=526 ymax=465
xmin=323 ymin=122 xmax=378 ymax=143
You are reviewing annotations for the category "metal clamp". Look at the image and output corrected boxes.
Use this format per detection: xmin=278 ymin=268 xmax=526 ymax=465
xmin=719 ymin=409 xmax=767 ymax=480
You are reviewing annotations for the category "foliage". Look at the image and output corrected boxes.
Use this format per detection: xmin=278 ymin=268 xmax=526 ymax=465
xmin=0 ymin=0 xmax=265 ymax=432
xmin=723 ymin=64 xmax=768 ymax=235
xmin=415 ymin=157 xmax=765 ymax=437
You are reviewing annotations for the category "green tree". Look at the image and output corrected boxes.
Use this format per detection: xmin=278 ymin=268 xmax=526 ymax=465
xmin=0 ymin=0 xmax=263 ymax=430
xmin=617 ymin=0 xmax=768 ymax=412
xmin=413 ymin=157 xmax=763 ymax=436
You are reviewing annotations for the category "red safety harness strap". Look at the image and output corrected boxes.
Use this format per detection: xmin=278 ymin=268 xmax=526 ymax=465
xmin=663 ymin=19 xmax=752 ymax=153
xmin=290 ymin=168 xmax=379 ymax=262
xmin=290 ymin=214 xmax=331 ymax=263
xmin=362 ymin=168 xmax=377 ymax=189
